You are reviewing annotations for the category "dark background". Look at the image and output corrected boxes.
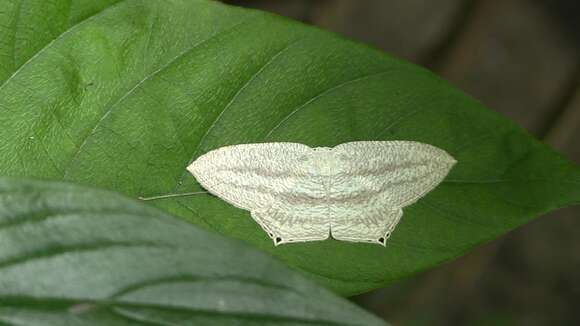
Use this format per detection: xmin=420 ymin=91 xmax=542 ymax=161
xmin=222 ymin=1 xmax=580 ymax=325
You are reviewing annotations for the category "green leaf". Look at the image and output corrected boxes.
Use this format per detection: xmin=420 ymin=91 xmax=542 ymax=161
xmin=0 ymin=178 xmax=386 ymax=326
xmin=0 ymin=0 xmax=578 ymax=295
xmin=0 ymin=0 xmax=122 ymax=83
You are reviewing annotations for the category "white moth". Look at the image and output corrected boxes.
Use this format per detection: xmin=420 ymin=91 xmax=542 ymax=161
xmin=187 ymin=141 xmax=456 ymax=246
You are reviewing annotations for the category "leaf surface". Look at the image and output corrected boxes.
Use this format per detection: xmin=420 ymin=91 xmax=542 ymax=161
xmin=0 ymin=0 xmax=122 ymax=83
xmin=0 ymin=0 xmax=578 ymax=295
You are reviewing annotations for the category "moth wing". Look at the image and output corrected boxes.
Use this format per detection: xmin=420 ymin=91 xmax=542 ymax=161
xmin=251 ymin=205 xmax=330 ymax=246
xmin=187 ymin=142 xmax=315 ymax=211
xmin=330 ymin=206 xmax=402 ymax=246
xmin=332 ymin=141 xmax=456 ymax=208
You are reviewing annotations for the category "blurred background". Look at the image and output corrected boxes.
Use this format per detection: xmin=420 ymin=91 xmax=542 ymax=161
xmin=222 ymin=1 xmax=580 ymax=325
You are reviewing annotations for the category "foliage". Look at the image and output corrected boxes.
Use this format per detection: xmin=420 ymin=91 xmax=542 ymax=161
xmin=0 ymin=0 xmax=578 ymax=297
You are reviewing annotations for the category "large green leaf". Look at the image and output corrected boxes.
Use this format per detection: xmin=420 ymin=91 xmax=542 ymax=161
xmin=0 ymin=178 xmax=385 ymax=326
xmin=0 ymin=0 xmax=578 ymax=295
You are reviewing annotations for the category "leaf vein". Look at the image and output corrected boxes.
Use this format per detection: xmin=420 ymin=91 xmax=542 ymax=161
xmin=0 ymin=0 xmax=129 ymax=91
xmin=191 ymin=38 xmax=304 ymax=159
xmin=169 ymin=37 xmax=305 ymax=194
xmin=264 ymin=70 xmax=396 ymax=139
xmin=109 ymin=275 xmax=300 ymax=299
xmin=62 ymin=18 xmax=254 ymax=178
xmin=0 ymin=241 xmax=164 ymax=269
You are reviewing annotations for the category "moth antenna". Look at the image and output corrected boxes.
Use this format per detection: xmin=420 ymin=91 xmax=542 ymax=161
xmin=138 ymin=191 xmax=208 ymax=201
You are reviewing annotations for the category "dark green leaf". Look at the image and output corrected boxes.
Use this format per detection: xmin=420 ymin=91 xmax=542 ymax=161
xmin=0 ymin=0 xmax=578 ymax=295
xmin=0 ymin=178 xmax=385 ymax=326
